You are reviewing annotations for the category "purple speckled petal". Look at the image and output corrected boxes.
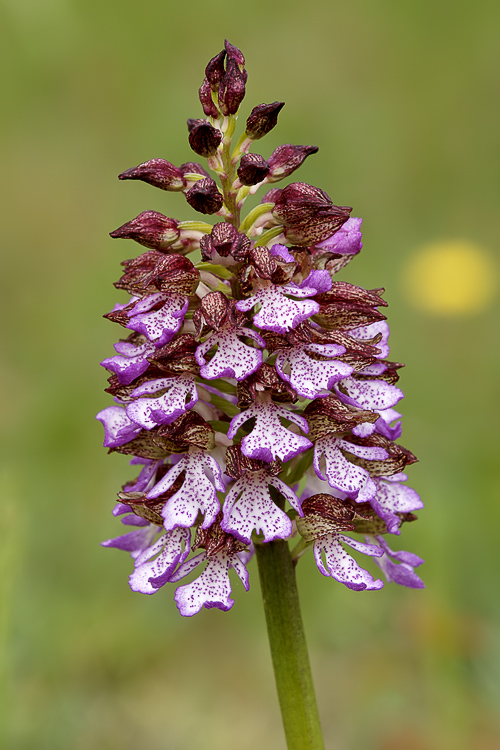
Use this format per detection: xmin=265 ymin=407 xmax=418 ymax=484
xmin=269 ymin=476 xmax=303 ymax=515
xmin=369 ymin=535 xmax=425 ymax=588
xmin=126 ymin=375 xmax=198 ymax=429
xmin=112 ymin=502 xmax=131 ymax=516
xmin=129 ymin=528 xmax=191 ymax=594
xmin=222 ymin=471 xmax=293 ymax=544
xmin=196 ymin=327 xmax=265 ymax=381
xmin=276 ymin=343 xmax=352 ymax=399
xmin=350 ymin=320 xmax=390 ymax=359
xmin=237 ymin=283 xmax=319 ymax=333
xmin=101 ymin=523 xmax=157 ymax=560
xmin=336 ymin=376 xmax=404 ymax=411
xmin=96 ymin=405 xmax=142 ymax=447
xmin=229 ymin=400 xmax=312 ymax=463
xmin=313 ymin=531 xmax=383 ymax=590
xmin=161 ymin=448 xmax=223 ymax=530
xmin=100 ymin=339 xmax=157 ymax=385
xmin=369 ymin=477 xmax=423 ymax=535
xmin=173 ymin=551 xmax=246 ymax=617
xmin=127 ymin=294 xmax=188 ymax=345
xmin=314 ymin=217 xmax=363 ymax=255
xmin=314 ymin=435 xmax=379 ymax=500
xmin=146 ymin=459 xmax=185 ymax=499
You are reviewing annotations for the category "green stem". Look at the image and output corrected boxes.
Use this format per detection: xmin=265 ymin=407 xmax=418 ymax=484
xmin=255 ymin=539 xmax=325 ymax=750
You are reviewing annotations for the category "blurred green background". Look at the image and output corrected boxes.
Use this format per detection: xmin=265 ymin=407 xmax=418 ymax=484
xmin=1 ymin=0 xmax=499 ymax=748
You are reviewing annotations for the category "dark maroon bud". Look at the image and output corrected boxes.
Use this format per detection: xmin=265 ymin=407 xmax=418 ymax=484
xmin=224 ymin=39 xmax=245 ymax=69
xmin=218 ymin=57 xmax=246 ymax=116
xmin=180 ymin=162 xmax=210 ymax=179
xmin=187 ymin=119 xmax=223 ymax=158
xmin=110 ymin=211 xmax=180 ymax=250
xmin=185 ymin=177 xmax=223 ymax=215
xmin=245 ymin=102 xmax=285 ymax=140
xmin=200 ymin=222 xmax=251 ymax=261
xmin=267 ymin=144 xmax=319 ymax=182
xmin=272 ymin=182 xmax=352 ymax=245
xmin=199 ymin=77 xmax=220 ymax=118
xmin=237 ymin=153 xmax=270 ymax=186
xmin=205 ymin=49 xmax=226 ymax=90
xmin=118 ymin=159 xmax=186 ymax=191
xmin=186 ymin=118 xmax=197 ymax=133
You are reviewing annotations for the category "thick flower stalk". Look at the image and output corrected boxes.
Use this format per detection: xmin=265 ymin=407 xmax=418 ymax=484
xmin=97 ymin=40 xmax=424 ymax=750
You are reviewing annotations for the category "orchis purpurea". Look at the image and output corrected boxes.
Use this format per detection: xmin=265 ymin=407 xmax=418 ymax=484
xmin=98 ymin=41 xmax=424 ymax=620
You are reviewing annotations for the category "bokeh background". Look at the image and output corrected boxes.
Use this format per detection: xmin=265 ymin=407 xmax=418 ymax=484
xmin=2 ymin=0 xmax=499 ymax=748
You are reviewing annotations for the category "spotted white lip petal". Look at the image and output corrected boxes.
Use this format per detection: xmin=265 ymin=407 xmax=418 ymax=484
xmin=196 ymin=326 xmax=265 ymax=380
xmin=173 ymin=551 xmax=248 ymax=617
xmin=222 ymin=471 xmax=293 ymax=544
xmin=126 ymin=375 xmax=198 ymax=429
xmin=313 ymin=531 xmax=383 ymax=591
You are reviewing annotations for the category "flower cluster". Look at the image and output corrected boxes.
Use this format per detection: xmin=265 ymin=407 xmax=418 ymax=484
xmin=98 ymin=41 xmax=424 ymax=617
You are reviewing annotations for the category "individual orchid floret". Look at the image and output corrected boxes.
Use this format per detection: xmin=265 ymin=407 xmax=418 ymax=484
xmin=365 ymin=534 xmax=425 ymax=588
xmin=297 ymin=494 xmax=384 ymax=591
xmin=217 ymin=41 xmax=246 ymax=115
xmin=334 ymin=372 xmax=404 ymax=412
xmin=100 ymin=336 xmax=157 ymax=386
xmin=129 ymin=527 xmax=192 ymax=594
xmin=266 ymin=144 xmax=319 ymax=183
xmin=272 ymin=182 xmax=352 ymax=245
xmin=313 ymin=432 xmax=387 ymax=502
xmin=237 ymin=153 xmax=270 ymax=186
xmin=118 ymin=159 xmax=187 ymax=191
xmin=96 ymin=405 xmax=143 ymax=448
xmin=352 ymin=406 xmax=402 ymax=440
xmin=350 ymin=320 xmax=391 ymax=359
xmin=199 ymin=222 xmax=251 ymax=263
xmin=198 ymin=77 xmax=220 ymax=118
xmin=125 ymin=373 xmax=198 ymax=429
xmin=170 ymin=517 xmax=250 ymax=616
xmin=147 ymin=446 xmax=225 ymax=530
xmin=110 ymin=211 xmax=180 ymax=250
xmin=185 ymin=177 xmax=223 ymax=214
xmin=196 ymin=325 xmax=265 ymax=381
xmin=222 ymin=446 xmax=302 ymax=543
xmin=124 ymin=293 xmax=188 ymax=346
xmin=228 ymin=391 xmax=312 ymax=463
xmin=236 ymin=277 xmax=320 ymax=334
xmin=187 ymin=119 xmax=223 ymax=158
xmin=245 ymin=101 xmax=285 ymax=140
xmin=275 ymin=340 xmax=353 ymax=399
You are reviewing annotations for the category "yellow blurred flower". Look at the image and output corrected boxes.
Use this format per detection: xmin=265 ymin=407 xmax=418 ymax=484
xmin=401 ymin=240 xmax=497 ymax=315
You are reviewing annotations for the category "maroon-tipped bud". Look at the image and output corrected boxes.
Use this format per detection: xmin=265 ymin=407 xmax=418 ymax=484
xmin=245 ymin=102 xmax=285 ymax=140
xmin=180 ymin=162 xmax=210 ymax=180
xmin=199 ymin=77 xmax=220 ymax=118
xmin=200 ymin=222 xmax=252 ymax=261
xmin=118 ymin=159 xmax=186 ymax=191
xmin=185 ymin=177 xmax=223 ymax=215
xmin=187 ymin=119 xmax=223 ymax=158
xmin=225 ymin=40 xmax=245 ymax=70
xmin=272 ymin=182 xmax=352 ymax=245
xmin=205 ymin=49 xmax=226 ymax=90
xmin=109 ymin=211 xmax=180 ymax=250
xmin=218 ymin=57 xmax=246 ymax=116
xmin=237 ymin=153 xmax=270 ymax=186
xmin=267 ymin=144 xmax=319 ymax=182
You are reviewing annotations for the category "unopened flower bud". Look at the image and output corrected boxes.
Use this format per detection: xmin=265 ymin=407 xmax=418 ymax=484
xmin=218 ymin=57 xmax=246 ymax=116
xmin=110 ymin=211 xmax=180 ymax=250
xmin=188 ymin=119 xmax=223 ymax=158
xmin=237 ymin=153 xmax=270 ymax=186
xmin=199 ymin=77 xmax=220 ymax=118
xmin=267 ymin=145 xmax=319 ymax=182
xmin=245 ymin=102 xmax=285 ymax=140
xmin=200 ymin=222 xmax=251 ymax=261
xmin=185 ymin=177 xmax=223 ymax=215
xmin=261 ymin=187 xmax=282 ymax=204
xmin=205 ymin=49 xmax=226 ymax=90
xmin=225 ymin=39 xmax=246 ymax=72
xmin=118 ymin=159 xmax=186 ymax=191
xmin=272 ymin=182 xmax=352 ymax=245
